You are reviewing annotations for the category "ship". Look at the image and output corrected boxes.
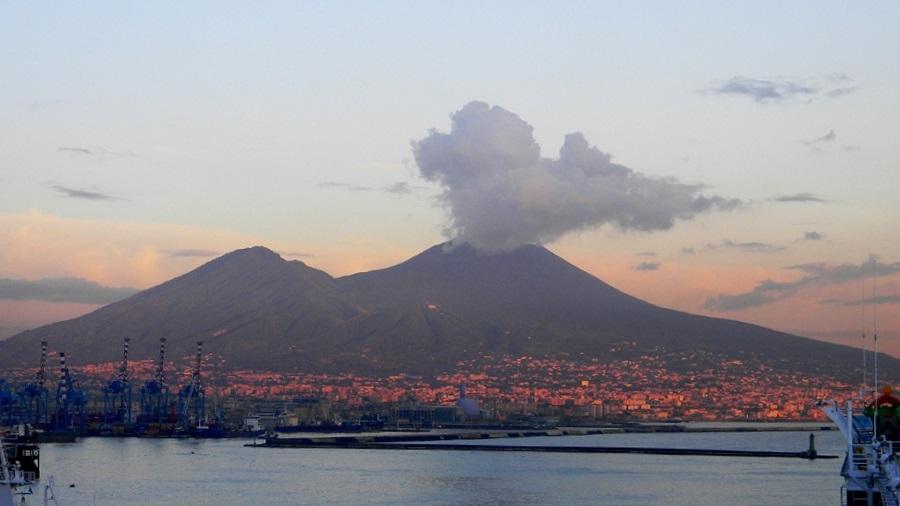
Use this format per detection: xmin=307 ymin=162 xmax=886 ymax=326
xmin=1 ymin=429 xmax=61 ymax=506
xmin=820 ymin=387 xmax=900 ymax=506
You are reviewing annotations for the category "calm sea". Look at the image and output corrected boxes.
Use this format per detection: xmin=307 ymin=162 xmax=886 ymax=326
xmin=36 ymin=425 xmax=844 ymax=505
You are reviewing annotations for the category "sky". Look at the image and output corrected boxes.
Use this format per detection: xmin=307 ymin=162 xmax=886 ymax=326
xmin=1 ymin=1 xmax=899 ymax=353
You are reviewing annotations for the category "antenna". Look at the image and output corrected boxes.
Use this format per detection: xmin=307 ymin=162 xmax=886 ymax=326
xmin=37 ymin=340 xmax=47 ymax=389
xmin=156 ymin=338 xmax=167 ymax=386
xmin=862 ymin=260 xmax=867 ymax=396
xmin=119 ymin=338 xmax=130 ymax=383
xmin=872 ymin=256 xmax=879 ymax=440
xmin=874 ymin=256 xmax=879 ymax=395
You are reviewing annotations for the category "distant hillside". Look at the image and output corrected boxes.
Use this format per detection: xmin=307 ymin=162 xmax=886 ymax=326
xmin=0 ymin=243 xmax=889 ymax=379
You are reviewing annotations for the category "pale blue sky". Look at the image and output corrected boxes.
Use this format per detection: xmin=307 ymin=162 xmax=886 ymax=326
xmin=1 ymin=1 xmax=899 ymax=345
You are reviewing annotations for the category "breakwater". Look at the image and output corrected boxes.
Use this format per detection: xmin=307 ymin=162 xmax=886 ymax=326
xmin=248 ymin=426 xmax=836 ymax=459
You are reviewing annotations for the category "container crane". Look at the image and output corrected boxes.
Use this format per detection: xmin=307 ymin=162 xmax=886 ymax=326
xmin=16 ymin=341 xmax=50 ymax=426
xmin=102 ymin=337 xmax=133 ymax=427
xmin=53 ymin=352 xmax=87 ymax=432
xmin=177 ymin=341 xmax=206 ymax=430
xmin=139 ymin=338 xmax=170 ymax=425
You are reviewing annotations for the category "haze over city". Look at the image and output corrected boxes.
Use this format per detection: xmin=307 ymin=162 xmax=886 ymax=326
xmin=2 ymin=1 xmax=899 ymax=355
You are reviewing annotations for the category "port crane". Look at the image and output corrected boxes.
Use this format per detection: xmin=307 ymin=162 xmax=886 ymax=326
xmin=177 ymin=341 xmax=206 ymax=430
xmin=15 ymin=341 xmax=50 ymax=426
xmin=139 ymin=338 xmax=171 ymax=425
xmin=53 ymin=352 xmax=88 ymax=431
xmin=102 ymin=337 xmax=133 ymax=426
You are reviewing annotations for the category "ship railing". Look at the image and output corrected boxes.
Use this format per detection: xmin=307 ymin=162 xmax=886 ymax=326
xmin=877 ymin=441 xmax=900 ymax=487
xmin=850 ymin=444 xmax=874 ymax=474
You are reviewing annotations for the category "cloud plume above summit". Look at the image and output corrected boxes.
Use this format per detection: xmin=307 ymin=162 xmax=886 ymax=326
xmin=412 ymin=102 xmax=740 ymax=251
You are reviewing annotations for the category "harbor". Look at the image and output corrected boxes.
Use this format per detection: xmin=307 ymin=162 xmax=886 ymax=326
xmin=24 ymin=428 xmax=848 ymax=505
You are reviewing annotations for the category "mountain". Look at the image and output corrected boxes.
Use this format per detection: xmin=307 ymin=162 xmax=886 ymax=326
xmin=338 ymin=243 xmax=887 ymax=376
xmin=0 ymin=247 xmax=360 ymax=371
xmin=0 ymin=243 xmax=889 ymax=378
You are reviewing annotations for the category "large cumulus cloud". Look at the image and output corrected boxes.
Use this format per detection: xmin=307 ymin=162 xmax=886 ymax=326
xmin=413 ymin=101 xmax=740 ymax=251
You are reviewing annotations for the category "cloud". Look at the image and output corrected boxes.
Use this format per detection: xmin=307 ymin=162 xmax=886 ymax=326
xmin=805 ymin=130 xmax=836 ymax=145
xmin=636 ymin=251 xmax=657 ymax=257
xmin=710 ymin=77 xmax=817 ymax=102
xmin=802 ymin=231 xmax=823 ymax=241
xmin=318 ymin=181 xmax=425 ymax=196
xmin=705 ymin=257 xmax=900 ymax=311
xmin=58 ymin=146 xmax=137 ymax=158
xmin=681 ymin=247 xmax=695 ymax=255
xmin=822 ymin=295 xmax=900 ymax=306
xmin=49 ymin=184 xmax=119 ymax=201
xmin=318 ymin=181 xmax=374 ymax=192
xmin=169 ymin=249 xmax=221 ymax=258
xmin=814 ymin=130 xmax=836 ymax=143
xmin=412 ymin=101 xmax=740 ymax=252
xmin=772 ymin=193 xmax=827 ymax=203
xmin=634 ymin=262 xmax=660 ymax=271
xmin=842 ymin=145 xmax=862 ymax=152
xmin=707 ymin=75 xmax=858 ymax=103
xmin=58 ymin=147 xmax=94 ymax=155
xmin=802 ymin=130 xmax=841 ymax=153
xmin=385 ymin=182 xmax=413 ymax=195
xmin=826 ymin=87 xmax=858 ymax=98
xmin=707 ymin=240 xmax=785 ymax=254
xmin=0 ymin=277 xmax=138 ymax=304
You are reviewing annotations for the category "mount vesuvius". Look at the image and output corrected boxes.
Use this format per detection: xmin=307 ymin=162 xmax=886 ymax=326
xmin=0 ymin=244 xmax=887 ymax=378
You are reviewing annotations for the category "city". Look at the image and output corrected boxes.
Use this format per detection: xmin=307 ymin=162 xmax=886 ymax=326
xmin=3 ymin=345 xmax=855 ymax=432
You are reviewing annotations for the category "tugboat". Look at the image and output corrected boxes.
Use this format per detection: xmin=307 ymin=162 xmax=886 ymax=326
xmin=819 ymin=386 xmax=900 ymax=506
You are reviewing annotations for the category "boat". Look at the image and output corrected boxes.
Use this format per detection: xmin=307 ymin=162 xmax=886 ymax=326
xmin=819 ymin=387 xmax=900 ymax=506
xmin=819 ymin=260 xmax=899 ymax=505
xmin=1 ymin=433 xmax=61 ymax=505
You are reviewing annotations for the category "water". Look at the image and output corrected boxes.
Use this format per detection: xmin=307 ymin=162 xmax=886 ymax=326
xmin=37 ymin=428 xmax=845 ymax=505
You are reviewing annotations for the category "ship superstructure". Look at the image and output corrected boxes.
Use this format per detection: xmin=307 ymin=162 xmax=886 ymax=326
xmin=820 ymin=394 xmax=900 ymax=506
